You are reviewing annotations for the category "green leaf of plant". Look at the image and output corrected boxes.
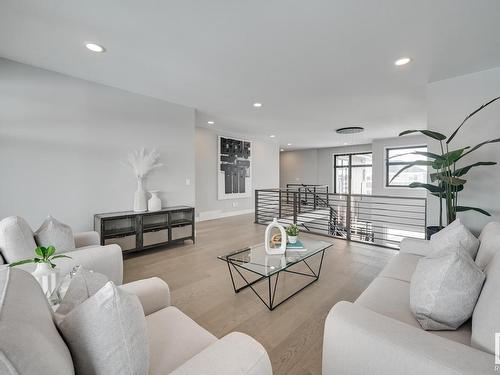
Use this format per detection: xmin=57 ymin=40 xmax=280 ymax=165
xmin=8 ymin=258 xmax=38 ymax=267
xmin=35 ymin=247 xmax=44 ymax=257
xmin=430 ymin=171 xmax=449 ymax=182
xmin=447 ymin=96 xmax=500 ymax=144
xmin=388 ymin=151 xmax=443 ymax=161
xmin=458 ymin=139 xmax=500 ymax=160
xmin=389 ymin=160 xmax=433 ymax=183
xmin=453 ymin=162 xmax=497 ymax=177
xmin=50 ymin=254 xmax=73 ymax=260
xmin=455 ymin=206 xmax=491 ymax=216
xmin=46 ymin=246 xmax=56 ymax=257
xmin=436 ymin=175 xmax=467 ymax=186
xmin=408 ymin=182 xmax=444 ymax=193
xmin=399 ymin=130 xmax=447 ymax=141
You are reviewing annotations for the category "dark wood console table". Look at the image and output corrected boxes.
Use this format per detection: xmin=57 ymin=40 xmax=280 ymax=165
xmin=94 ymin=206 xmax=195 ymax=254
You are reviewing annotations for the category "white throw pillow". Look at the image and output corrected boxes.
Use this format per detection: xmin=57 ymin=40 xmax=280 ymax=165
xmin=430 ymin=218 xmax=479 ymax=260
xmin=410 ymin=244 xmax=485 ymax=330
xmin=57 ymin=282 xmax=149 ymax=375
xmin=471 ymin=251 xmax=500 ymax=354
xmin=55 ymin=267 xmax=108 ymax=316
xmin=0 ymin=216 xmax=37 ymax=263
xmin=34 ymin=215 xmax=76 ymax=253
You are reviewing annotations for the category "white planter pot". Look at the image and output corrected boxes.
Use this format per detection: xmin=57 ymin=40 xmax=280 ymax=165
xmin=148 ymin=190 xmax=162 ymax=212
xmin=31 ymin=263 xmax=59 ymax=298
xmin=288 ymin=235 xmax=298 ymax=244
xmin=134 ymin=177 xmax=148 ymax=212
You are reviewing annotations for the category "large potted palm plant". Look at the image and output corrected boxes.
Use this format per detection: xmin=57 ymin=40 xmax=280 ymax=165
xmin=391 ymin=96 xmax=500 ymax=238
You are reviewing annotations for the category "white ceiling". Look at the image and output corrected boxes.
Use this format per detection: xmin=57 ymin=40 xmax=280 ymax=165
xmin=1 ymin=0 xmax=500 ymax=149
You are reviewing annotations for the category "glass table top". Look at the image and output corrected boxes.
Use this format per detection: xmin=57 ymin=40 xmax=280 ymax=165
xmin=218 ymin=238 xmax=333 ymax=277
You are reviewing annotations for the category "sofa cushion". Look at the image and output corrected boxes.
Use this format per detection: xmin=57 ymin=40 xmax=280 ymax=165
xmin=0 ymin=216 xmax=37 ymax=263
xmin=55 ymin=267 xmax=108 ymax=316
xmin=0 ymin=268 xmax=74 ymax=375
xmin=471 ymin=251 xmax=500 ymax=355
xmin=58 ymin=281 xmax=149 ymax=375
xmin=378 ymin=253 xmax=421 ymax=282
xmin=476 ymin=221 xmax=500 ymax=269
xmin=429 ymin=218 xmax=479 ymax=260
xmin=35 ymin=215 xmax=76 ymax=253
xmin=410 ymin=245 xmax=485 ymax=330
xmin=356 ymin=276 xmax=473 ymax=345
xmin=146 ymin=306 xmax=217 ymax=374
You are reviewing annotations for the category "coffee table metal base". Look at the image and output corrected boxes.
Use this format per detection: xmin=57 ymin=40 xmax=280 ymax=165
xmin=225 ymin=249 xmax=326 ymax=311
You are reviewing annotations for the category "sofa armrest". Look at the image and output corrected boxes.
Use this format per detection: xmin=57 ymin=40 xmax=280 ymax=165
xmin=399 ymin=237 xmax=432 ymax=257
xmin=120 ymin=277 xmax=171 ymax=316
xmin=74 ymin=231 xmax=100 ymax=247
xmin=170 ymin=332 xmax=272 ymax=375
xmin=323 ymin=301 xmax=493 ymax=375
xmin=16 ymin=244 xmax=123 ymax=285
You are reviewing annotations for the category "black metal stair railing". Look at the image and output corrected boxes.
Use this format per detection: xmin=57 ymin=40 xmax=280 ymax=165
xmin=255 ymin=188 xmax=427 ymax=250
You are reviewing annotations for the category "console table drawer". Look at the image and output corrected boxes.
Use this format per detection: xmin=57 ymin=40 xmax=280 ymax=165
xmin=143 ymin=229 xmax=168 ymax=247
xmin=172 ymin=225 xmax=192 ymax=240
xmin=105 ymin=235 xmax=136 ymax=251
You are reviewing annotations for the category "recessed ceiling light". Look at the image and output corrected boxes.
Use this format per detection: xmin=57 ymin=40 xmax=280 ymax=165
xmin=207 ymin=121 xmax=215 ymax=125
xmin=394 ymin=57 xmax=411 ymax=66
xmin=287 ymin=143 xmax=292 ymax=146
xmin=280 ymin=148 xmax=284 ymax=152
xmin=85 ymin=43 xmax=105 ymax=53
xmin=253 ymin=102 xmax=263 ymax=108
xmin=269 ymin=134 xmax=276 ymax=138
xmin=343 ymin=142 xmax=349 ymax=145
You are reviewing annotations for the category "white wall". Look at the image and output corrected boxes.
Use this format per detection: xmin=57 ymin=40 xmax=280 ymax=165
xmin=195 ymin=126 xmax=279 ymax=220
xmin=280 ymin=135 xmax=427 ymax=197
xmin=0 ymin=58 xmax=196 ymax=231
xmin=427 ymin=66 xmax=500 ymax=232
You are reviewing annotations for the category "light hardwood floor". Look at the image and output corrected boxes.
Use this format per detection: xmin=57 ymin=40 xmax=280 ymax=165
xmin=124 ymin=214 xmax=396 ymax=375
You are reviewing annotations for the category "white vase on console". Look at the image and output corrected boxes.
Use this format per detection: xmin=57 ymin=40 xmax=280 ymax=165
xmin=134 ymin=177 xmax=148 ymax=212
xmin=148 ymin=190 xmax=162 ymax=212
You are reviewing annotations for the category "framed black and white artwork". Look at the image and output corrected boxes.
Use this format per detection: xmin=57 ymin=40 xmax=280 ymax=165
xmin=218 ymin=136 xmax=252 ymax=200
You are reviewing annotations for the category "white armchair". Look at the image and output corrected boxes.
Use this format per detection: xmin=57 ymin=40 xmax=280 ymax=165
xmin=17 ymin=231 xmax=123 ymax=285
xmin=0 ymin=216 xmax=123 ymax=284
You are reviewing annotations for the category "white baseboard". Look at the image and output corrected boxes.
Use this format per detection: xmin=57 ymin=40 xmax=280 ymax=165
xmin=196 ymin=208 xmax=255 ymax=222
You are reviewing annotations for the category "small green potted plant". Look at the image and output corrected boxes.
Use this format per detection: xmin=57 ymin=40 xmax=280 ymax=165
xmin=10 ymin=246 xmax=72 ymax=297
xmin=286 ymin=224 xmax=299 ymax=244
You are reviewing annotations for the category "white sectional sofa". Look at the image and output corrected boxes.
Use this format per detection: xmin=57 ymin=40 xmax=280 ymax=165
xmin=323 ymin=222 xmax=500 ymax=375
xmin=0 ymin=268 xmax=272 ymax=375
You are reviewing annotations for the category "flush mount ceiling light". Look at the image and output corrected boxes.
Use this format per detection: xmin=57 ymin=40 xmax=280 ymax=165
xmin=394 ymin=57 xmax=411 ymax=66
xmin=336 ymin=126 xmax=364 ymax=134
xmin=207 ymin=121 xmax=215 ymax=125
xmin=253 ymin=102 xmax=263 ymax=108
xmin=85 ymin=43 xmax=105 ymax=53
xmin=269 ymin=134 xmax=276 ymax=138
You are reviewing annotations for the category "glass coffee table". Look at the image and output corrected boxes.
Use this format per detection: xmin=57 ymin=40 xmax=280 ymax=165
xmin=218 ymin=238 xmax=332 ymax=310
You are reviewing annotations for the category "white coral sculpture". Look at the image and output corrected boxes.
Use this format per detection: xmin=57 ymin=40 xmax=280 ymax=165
xmin=123 ymin=148 xmax=163 ymax=178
